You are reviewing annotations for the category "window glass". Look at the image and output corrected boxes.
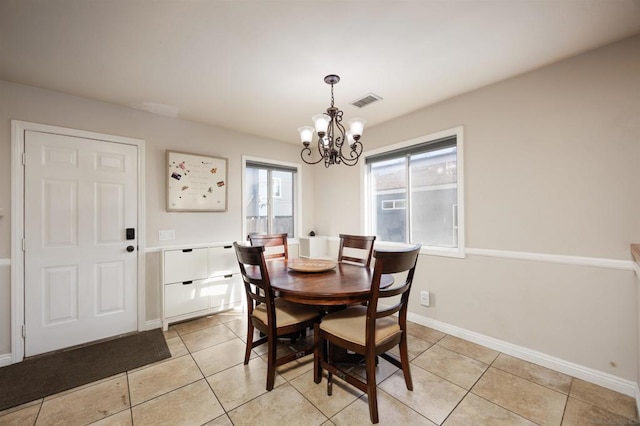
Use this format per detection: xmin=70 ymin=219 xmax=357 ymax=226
xmin=244 ymin=162 xmax=295 ymax=238
xmin=366 ymin=131 xmax=462 ymax=254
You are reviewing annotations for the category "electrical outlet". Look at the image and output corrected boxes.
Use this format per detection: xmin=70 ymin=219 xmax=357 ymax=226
xmin=159 ymin=230 xmax=175 ymax=241
xmin=420 ymin=290 xmax=430 ymax=307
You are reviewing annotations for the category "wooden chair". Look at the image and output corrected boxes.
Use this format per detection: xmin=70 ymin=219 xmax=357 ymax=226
xmin=313 ymin=244 xmax=422 ymax=424
xmin=337 ymin=234 xmax=376 ymax=266
xmin=248 ymin=233 xmax=289 ymax=260
xmin=234 ymin=242 xmax=321 ymax=391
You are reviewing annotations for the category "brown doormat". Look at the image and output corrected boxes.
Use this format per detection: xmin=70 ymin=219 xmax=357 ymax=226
xmin=0 ymin=329 xmax=170 ymax=411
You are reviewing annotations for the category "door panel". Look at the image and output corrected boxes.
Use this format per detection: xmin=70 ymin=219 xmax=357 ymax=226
xmin=24 ymin=130 xmax=138 ymax=356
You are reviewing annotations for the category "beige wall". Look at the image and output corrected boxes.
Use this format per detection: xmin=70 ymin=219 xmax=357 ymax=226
xmin=0 ymin=80 xmax=314 ymax=355
xmin=315 ymin=35 xmax=640 ymax=381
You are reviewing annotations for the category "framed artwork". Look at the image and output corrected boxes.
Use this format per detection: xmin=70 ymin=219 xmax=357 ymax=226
xmin=166 ymin=150 xmax=227 ymax=212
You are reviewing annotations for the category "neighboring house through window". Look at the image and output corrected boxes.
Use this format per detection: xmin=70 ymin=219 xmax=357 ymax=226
xmin=364 ymin=126 xmax=464 ymax=257
xmin=243 ymin=157 xmax=299 ymax=239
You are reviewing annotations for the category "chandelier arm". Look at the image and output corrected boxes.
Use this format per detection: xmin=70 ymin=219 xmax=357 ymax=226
xmin=338 ymin=141 xmax=363 ymax=166
xmin=300 ymin=145 xmax=325 ymax=165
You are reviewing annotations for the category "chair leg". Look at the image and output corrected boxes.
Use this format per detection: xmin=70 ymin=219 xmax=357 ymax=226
xmin=399 ymin=334 xmax=413 ymax=390
xmin=327 ymin=372 xmax=333 ymax=396
xmin=365 ymin=352 xmax=379 ymax=424
xmin=266 ymin=334 xmax=277 ymax=391
xmin=244 ymin=321 xmax=254 ymax=365
xmin=313 ymin=324 xmax=322 ymax=384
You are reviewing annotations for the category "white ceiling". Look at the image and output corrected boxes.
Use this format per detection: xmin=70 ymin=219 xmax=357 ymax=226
xmin=1 ymin=1 xmax=639 ymax=144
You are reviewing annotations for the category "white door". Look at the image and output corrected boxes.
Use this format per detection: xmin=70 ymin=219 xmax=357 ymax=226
xmin=24 ymin=130 xmax=139 ymax=356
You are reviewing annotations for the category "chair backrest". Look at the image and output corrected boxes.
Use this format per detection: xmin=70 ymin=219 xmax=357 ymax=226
xmin=366 ymin=244 xmax=422 ymax=341
xmin=233 ymin=242 xmax=276 ymax=329
xmin=337 ymin=234 xmax=376 ymax=266
xmin=248 ymin=233 xmax=289 ymax=260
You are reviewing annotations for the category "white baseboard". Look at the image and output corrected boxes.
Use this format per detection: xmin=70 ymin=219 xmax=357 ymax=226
xmin=0 ymin=352 xmax=12 ymax=367
xmin=407 ymin=312 xmax=637 ymax=397
xmin=143 ymin=319 xmax=163 ymax=330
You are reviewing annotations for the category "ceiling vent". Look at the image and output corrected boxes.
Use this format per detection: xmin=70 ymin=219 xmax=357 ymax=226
xmin=350 ymin=93 xmax=382 ymax=108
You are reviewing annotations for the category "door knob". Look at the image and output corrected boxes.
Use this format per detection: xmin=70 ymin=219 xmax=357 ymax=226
xmin=126 ymin=245 xmax=135 ymax=252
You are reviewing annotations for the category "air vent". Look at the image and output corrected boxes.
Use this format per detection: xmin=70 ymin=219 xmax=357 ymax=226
xmin=350 ymin=93 xmax=382 ymax=108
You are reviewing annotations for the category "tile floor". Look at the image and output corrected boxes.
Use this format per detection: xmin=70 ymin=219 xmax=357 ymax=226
xmin=1 ymin=311 xmax=638 ymax=425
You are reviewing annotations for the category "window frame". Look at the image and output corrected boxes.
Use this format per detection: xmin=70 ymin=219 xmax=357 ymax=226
xmin=242 ymin=155 xmax=302 ymax=240
xmin=361 ymin=126 xmax=465 ymax=258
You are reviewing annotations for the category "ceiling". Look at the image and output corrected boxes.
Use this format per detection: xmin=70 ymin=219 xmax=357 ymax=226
xmin=1 ymin=1 xmax=639 ymax=145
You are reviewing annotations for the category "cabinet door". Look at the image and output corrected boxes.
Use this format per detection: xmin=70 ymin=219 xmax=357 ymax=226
xmin=164 ymin=248 xmax=208 ymax=283
xmin=164 ymin=280 xmax=210 ymax=318
xmin=208 ymin=274 xmax=244 ymax=310
xmin=208 ymin=245 xmax=240 ymax=277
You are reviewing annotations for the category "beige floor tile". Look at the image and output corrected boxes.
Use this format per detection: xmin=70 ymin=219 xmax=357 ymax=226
xmin=128 ymin=354 xmax=203 ymax=406
xmin=203 ymin=414 xmax=234 ymax=425
xmin=437 ymin=335 xmax=499 ymax=364
xmin=562 ymin=396 xmax=638 ymax=426
xmin=412 ymin=344 xmax=488 ymax=390
xmin=88 ymin=409 xmax=132 ymax=425
xmin=472 ymin=367 xmax=566 ymax=426
xmin=163 ymin=328 xmax=178 ymax=339
xmin=443 ymin=393 xmax=537 ymax=426
xmin=388 ymin=335 xmax=434 ymax=361
xmin=569 ymin=378 xmax=638 ymax=421
xmin=290 ymin=370 xmax=362 ymax=418
xmin=0 ymin=403 xmax=41 ymax=425
xmin=192 ymin=338 xmax=249 ymax=377
xmin=227 ymin=383 xmax=327 ymax=426
xmin=166 ymin=335 xmax=190 ymax=358
xmin=44 ymin=373 xmax=126 ymax=400
xmin=0 ymin=399 xmax=42 ymax=417
xmin=174 ymin=315 xmax=222 ymax=335
xmin=206 ymin=357 xmax=286 ymax=411
xmin=221 ymin=317 xmax=252 ymax=340
xmin=132 ymin=380 xmax=224 ymax=426
xmin=276 ymin=353 xmax=315 ymax=381
xmin=330 ymin=389 xmax=436 ymax=426
xmin=493 ymin=353 xmax=572 ymax=394
xmin=349 ymin=356 xmax=399 ymax=385
xmin=36 ymin=375 xmax=129 ymax=426
xmin=214 ymin=308 xmax=246 ymax=324
xmin=379 ymin=364 xmax=466 ymax=424
xmin=321 ymin=420 xmax=336 ymax=426
xmin=406 ymin=322 xmax=446 ymax=343
xmin=180 ymin=324 xmax=238 ymax=353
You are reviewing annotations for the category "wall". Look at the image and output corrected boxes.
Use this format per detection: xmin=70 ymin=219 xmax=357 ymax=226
xmin=315 ymin=35 xmax=640 ymax=387
xmin=0 ymin=80 xmax=313 ymax=356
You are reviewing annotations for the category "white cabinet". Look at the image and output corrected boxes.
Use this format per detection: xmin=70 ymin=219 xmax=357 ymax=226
xmin=162 ymin=243 xmax=243 ymax=330
xmin=299 ymin=236 xmax=327 ymax=258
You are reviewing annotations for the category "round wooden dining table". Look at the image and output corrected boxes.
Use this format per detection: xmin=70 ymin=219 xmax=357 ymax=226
xmin=255 ymin=258 xmax=394 ymax=306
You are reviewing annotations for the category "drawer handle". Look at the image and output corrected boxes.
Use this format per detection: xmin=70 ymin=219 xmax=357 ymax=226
xmin=182 ymin=249 xmax=193 ymax=253
xmin=182 ymin=281 xmax=193 ymax=285
xmin=224 ymin=274 xmax=233 ymax=279
xmin=223 ymin=245 xmax=232 ymax=249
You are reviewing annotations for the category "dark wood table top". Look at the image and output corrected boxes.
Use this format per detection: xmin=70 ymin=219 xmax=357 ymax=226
xmin=255 ymin=259 xmax=394 ymax=306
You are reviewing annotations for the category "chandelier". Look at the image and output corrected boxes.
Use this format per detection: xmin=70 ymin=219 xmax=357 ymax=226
xmin=298 ymin=74 xmax=366 ymax=167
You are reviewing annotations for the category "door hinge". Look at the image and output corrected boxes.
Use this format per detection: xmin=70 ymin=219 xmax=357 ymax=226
xmin=22 ymin=324 xmax=26 ymax=338
xmin=22 ymin=152 xmax=26 ymax=166
xmin=21 ymin=238 xmax=25 ymax=252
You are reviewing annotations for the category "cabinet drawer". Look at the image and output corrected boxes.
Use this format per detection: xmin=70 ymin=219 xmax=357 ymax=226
xmin=164 ymin=248 xmax=208 ymax=284
xmin=208 ymin=245 xmax=240 ymax=276
xmin=164 ymin=280 xmax=210 ymax=318
xmin=208 ymin=274 xmax=244 ymax=309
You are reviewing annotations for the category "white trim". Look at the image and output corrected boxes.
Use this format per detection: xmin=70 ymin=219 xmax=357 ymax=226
xmin=10 ymin=120 xmax=146 ymax=364
xmin=634 ymin=262 xmax=640 ymax=279
xmin=144 ymin=319 xmax=163 ymax=331
xmin=361 ymin=126 xmax=465 ymax=259
xmin=467 ymin=247 xmax=635 ymax=271
xmin=241 ymin=155 xmax=303 ymax=240
xmin=0 ymin=353 xmax=12 ymax=367
xmin=407 ymin=312 xmax=637 ymax=397
xmin=0 ymin=258 xmax=10 ymax=266
xmin=636 ymin=383 xmax=640 ymax=422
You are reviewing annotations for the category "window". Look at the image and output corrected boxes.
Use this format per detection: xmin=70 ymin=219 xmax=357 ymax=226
xmin=365 ymin=127 xmax=464 ymax=257
xmin=243 ymin=157 xmax=299 ymax=238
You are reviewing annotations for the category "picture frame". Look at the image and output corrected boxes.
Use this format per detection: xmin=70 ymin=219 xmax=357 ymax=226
xmin=166 ymin=150 xmax=227 ymax=212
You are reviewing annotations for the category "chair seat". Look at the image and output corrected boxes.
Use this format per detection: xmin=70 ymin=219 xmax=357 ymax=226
xmin=319 ymin=305 xmax=401 ymax=346
xmin=253 ymin=299 xmax=320 ymax=328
